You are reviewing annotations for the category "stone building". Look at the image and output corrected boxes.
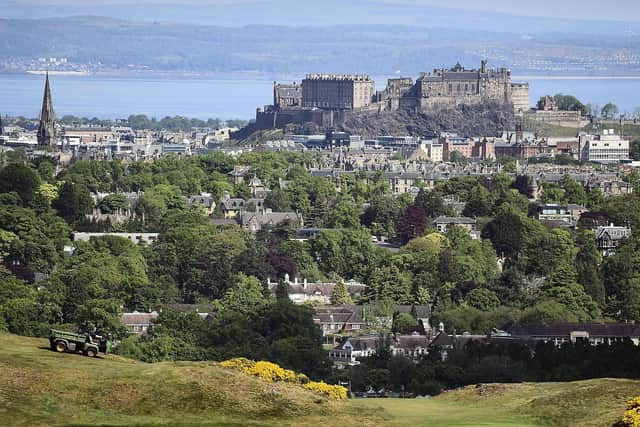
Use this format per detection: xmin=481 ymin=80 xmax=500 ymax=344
xmin=511 ymin=83 xmax=531 ymax=114
xmin=302 ymin=74 xmax=375 ymax=110
xmin=375 ymin=77 xmax=414 ymax=111
xmin=391 ymin=61 xmax=524 ymax=113
xmin=273 ymin=82 xmax=302 ymax=108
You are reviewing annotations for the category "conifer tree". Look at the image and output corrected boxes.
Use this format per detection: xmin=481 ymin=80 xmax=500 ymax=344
xmin=330 ymin=281 xmax=353 ymax=305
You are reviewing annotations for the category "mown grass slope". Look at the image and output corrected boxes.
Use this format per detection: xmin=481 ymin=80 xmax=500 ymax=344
xmin=0 ymin=333 xmax=637 ymax=427
xmin=353 ymin=379 xmax=639 ymax=427
xmin=0 ymin=333 xmax=375 ymax=427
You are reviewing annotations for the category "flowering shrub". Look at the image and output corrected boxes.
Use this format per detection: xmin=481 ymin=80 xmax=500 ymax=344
xmin=219 ymin=357 xmax=256 ymax=372
xmin=219 ymin=358 xmax=346 ymax=399
xmin=303 ymin=381 xmax=348 ymax=400
xmin=617 ymin=397 xmax=640 ymax=427
xmin=250 ymin=361 xmax=289 ymax=382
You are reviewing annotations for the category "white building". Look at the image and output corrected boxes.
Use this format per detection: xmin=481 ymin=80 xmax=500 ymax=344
xmin=580 ymin=130 xmax=629 ymax=164
xmin=73 ymin=232 xmax=159 ymax=245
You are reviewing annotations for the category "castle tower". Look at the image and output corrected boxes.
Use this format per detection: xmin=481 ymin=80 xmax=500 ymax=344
xmin=37 ymin=72 xmax=56 ymax=147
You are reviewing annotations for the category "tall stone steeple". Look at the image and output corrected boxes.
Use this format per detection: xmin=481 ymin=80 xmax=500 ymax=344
xmin=37 ymin=72 xmax=56 ymax=146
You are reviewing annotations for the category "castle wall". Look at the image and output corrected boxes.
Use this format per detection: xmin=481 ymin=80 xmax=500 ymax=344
xmin=255 ymin=108 xmax=342 ymax=130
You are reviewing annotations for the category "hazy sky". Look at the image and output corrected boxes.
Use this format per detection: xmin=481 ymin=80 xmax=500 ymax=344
xmin=375 ymin=0 xmax=640 ymax=22
xmin=4 ymin=0 xmax=640 ymax=25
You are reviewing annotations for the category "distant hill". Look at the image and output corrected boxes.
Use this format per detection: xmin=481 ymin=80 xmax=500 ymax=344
xmin=1 ymin=16 xmax=640 ymax=76
xmin=1 ymin=332 xmax=638 ymax=426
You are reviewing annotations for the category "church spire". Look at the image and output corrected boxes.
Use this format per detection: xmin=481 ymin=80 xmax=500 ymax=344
xmin=37 ymin=71 xmax=56 ymax=147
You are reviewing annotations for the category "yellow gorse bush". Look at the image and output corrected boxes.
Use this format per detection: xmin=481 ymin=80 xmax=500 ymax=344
xmin=219 ymin=357 xmax=256 ymax=372
xmin=618 ymin=396 xmax=640 ymax=427
xmin=220 ymin=358 xmax=346 ymax=399
xmin=303 ymin=380 xmax=348 ymax=399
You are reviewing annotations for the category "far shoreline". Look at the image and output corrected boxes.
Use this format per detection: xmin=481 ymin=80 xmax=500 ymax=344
xmin=4 ymin=70 xmax=640 ymax=81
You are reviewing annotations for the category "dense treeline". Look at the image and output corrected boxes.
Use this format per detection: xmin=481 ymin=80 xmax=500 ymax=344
xmin=1 ymin=149 xmax=640 ymax=379
xmin=337 ymin=339 xmax=640 ymax=395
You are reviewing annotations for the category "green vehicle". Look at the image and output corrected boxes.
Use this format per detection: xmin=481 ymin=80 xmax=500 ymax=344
xmin=49 ymin=329 xmax=111 ymax=357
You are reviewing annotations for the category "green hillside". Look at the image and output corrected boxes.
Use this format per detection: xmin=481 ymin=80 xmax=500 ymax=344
xmin=0 ymin=333 xmax=637 ymax=427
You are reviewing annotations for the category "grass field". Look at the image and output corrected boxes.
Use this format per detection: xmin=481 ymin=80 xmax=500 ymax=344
xmin=0 ymin=333 xmax=637 ymax=426
xmin=354 ymin=380 xmax=638 ymax=427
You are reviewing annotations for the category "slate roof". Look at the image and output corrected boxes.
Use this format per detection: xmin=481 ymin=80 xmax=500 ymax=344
xmin=120 ymin=312 xmax=159 ymax=325
xmin=596 ymin=226 xmax=631 ymax=241
xmin=429 ymin=331 xmax=453 ymax=347
xmin=509 ymin=323 xmax=640 ymax=338
xmin=337 ymin=335 xmax=380 ymax=351
xmin=241 ymin=211 xmax=300 ymax=227
xmin=313 ymin=306 xmax=366 ymax=325
xmin=396 ymin=334 xmax=430 ymax=348
xmin=188 ymin=195 xmax=214 ymax=208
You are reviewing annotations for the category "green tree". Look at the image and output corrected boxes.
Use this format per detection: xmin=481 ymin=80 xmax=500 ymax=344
xmin=463 ymin=185 xmax=493 ymax=217
xmin=602 ymin=236 xmax=640 ymax=320
xmin=0 ymin=163 xmax=41 ymax=206
xmin=324 ymin=200 xmax=360 ymax=229
xmin=53 ymin=181 xmax=94 ymax=223
xmin=560 ymin=175 xmax=587 ymax=206
xmin=98 ymin=194 xmax=129 ymax=214
xmin=217 ymin=274 xmax=271 ymax=314
xmin=553 ymin=94 xmax=587 ymax=115
xmin=466 ymin=288 xmax=500 ymax=311
xmin=264 ymin=188 xmax=291 ymax=212
xmin=575 ymin=231 xmax=605 ymax=305
xmin=414 ymin=188 xmax=451 ymax=218
xmin=630 ymin=140 xmax=640 ymax=161
xmin=363 ymin=265 xmax=412 ymax=304
xmin=542 ymin=284 xmax=601 ymax=321
xmin=393 ymin=312 xmax=418 ymax=333
xmin=519 ymin=301 xmax=579 ymax=323
xmin=330 ymin=281 xmax=353 ymax=305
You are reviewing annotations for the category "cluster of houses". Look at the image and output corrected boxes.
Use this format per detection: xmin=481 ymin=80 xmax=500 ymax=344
xmin=0 ymin=120 xmax=240 ymax=161
xmin=119 ymin=302 xmax=640 ymax=369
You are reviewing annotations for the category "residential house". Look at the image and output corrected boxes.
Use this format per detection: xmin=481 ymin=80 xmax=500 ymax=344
xmin=313 ymin=306 xmax=367 ymax=337
xmin=73 ymin=232 xmax=159 ymax=245
xmin=328 ymin=333 xmax=431 ymax=366
xmin=328 ymin=334 xmax=379 ymax=365
xmin=537 ymin=204 xmax=587 ymax=225
xmin=121 ymin=311 xmax=159 ymax=334
xmin=267 ymin=275 xmax=366 ymax=304
xmin=219 ymin=193 xmax=265 ymax=218
xmin=247 ymin=175 xmax=269 ymax=197
xmin=595 ymin=224 xmax=631 ymax=256
xmin=228 ymin=166 xmax=251 ymax=184
xmin=188 ymin=193 xmax=216 ymax=216
xmin=240 ymin=209 xmax=301 ymax=232
xmin=433 ymin=216 xmax=477 ymax=237
xmin=312 ymin=304 xmax=431 ymax=337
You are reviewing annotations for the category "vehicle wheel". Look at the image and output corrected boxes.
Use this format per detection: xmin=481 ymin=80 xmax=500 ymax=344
xmin=54 ymin=341 xmax=67 ymax=353
xmin=86 ymin=348 xmax=97 ymax=358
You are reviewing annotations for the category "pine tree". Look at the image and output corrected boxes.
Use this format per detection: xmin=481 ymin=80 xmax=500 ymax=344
xmin=275 ymin=280 xmax=289 ymax=301
xmin=330 ymin=281 xmax=353 ymax=305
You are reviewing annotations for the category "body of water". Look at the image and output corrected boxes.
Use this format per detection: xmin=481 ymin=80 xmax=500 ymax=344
xmin=1 ymin=74 xmax=640 ymax=120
